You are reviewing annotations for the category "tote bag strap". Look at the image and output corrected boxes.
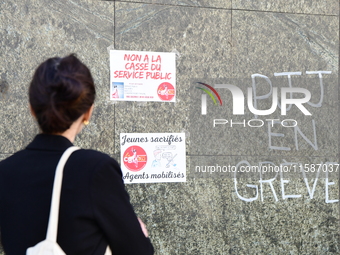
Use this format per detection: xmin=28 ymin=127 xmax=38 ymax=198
xmin=46 ymin=146 xmax=80 ymax=242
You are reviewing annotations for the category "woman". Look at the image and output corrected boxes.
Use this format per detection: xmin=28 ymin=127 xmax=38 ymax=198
xmin=0 ymin=54 xmax=154 ymax=255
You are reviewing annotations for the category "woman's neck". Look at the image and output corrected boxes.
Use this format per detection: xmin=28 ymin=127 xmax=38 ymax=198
xmin=57 ymin=116 xmax=84 ymax=143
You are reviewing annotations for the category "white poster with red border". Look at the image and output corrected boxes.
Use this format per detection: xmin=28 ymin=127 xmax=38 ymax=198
xmin=110 ymin=50 xmax=176 ymax=102
xmin=120 ymin=133 xmax=186 ymax=184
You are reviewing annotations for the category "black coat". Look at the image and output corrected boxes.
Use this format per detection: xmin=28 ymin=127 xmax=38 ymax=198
xmin=0 ymin=134 xmax=154 ymax=255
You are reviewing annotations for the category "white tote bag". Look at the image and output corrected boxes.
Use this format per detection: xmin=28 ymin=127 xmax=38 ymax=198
xmin=27 ymin=146 xmax=112 ymax=255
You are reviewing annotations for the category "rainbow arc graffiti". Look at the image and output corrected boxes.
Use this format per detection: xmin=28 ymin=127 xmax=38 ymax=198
xmin=195 ymin=82 xmax=223 ymax=106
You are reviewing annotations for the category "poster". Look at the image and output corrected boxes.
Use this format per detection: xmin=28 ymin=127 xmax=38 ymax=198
xmin=110 ymin=50 xmax=176 ymax=102
xmin=120 ymin=133 xmax=186 ymax=184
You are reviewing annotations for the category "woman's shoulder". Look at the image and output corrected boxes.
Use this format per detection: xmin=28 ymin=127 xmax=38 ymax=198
xmin=0 ymin=150 xmax=27 ymax=169
xmin=72 ymin=149 xmax=125 ymax=188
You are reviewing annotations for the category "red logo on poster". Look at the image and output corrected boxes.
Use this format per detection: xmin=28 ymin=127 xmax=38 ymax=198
xmin=157 ymin=82 xmax=175 ymax=101
xmin=123 ymin=146 xmax=147 ymax=172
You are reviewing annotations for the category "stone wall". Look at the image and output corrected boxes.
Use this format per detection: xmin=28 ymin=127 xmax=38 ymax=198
xmin=0 ymin=0 xmax=339 ymax=254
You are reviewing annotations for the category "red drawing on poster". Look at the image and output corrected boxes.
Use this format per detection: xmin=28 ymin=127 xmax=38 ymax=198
xmin=123 ymin=146 xmax=147 ymax=172
xmin=157 ymin=82 xmax=175 ymax=101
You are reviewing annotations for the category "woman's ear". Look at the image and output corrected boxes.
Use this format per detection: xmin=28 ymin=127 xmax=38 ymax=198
xmin=29 ymin=104 xmax=36 ymax=118
xmin=83 ymin=104 xmax=94 ymax=123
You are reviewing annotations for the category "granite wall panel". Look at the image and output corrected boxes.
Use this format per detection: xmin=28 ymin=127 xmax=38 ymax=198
xmin=114 ymin=2 xmax=232 ymax=154
xmin=0 ymin=0 xmax=115 ymax=154
xmin=189 ymin=12 xmax=339 ymax=157
xmin=232 ymin=12 xmax=338 ymax=76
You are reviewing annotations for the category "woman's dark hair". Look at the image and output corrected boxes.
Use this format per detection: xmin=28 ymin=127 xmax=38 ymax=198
xmin=29 ymin=54 xmax=95 ymax=134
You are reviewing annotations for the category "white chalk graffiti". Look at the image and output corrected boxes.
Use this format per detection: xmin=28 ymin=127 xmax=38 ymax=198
xmin=233 ymin=161 xmax=339 ymax=204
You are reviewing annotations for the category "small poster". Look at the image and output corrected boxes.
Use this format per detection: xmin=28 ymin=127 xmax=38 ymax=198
xmin=110 ymin=50 xmax=176 ymax=102
xmin=120 ymin=133 xmax=186 ymax=184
